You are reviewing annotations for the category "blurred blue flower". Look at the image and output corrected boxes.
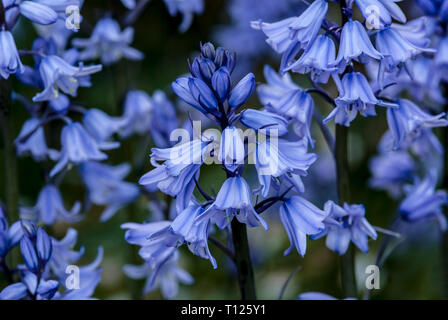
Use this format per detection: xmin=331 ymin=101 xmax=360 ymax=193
xmin=72 ymin=18 xmax=143 ymax=65
xmin=164 ymin=0 xmax=204 ymax=33
xmin=83 ymin=108 xmax=124 ymax=144
xmin=15 ymin=118 xmax=59 ymax=161
xmin=80 ymin=161 xmax=140 ymax=222
xmin=20 ymin=184 xmax=81 ymax=225
xmin=400 ymin=172 xmax=448 ymax=230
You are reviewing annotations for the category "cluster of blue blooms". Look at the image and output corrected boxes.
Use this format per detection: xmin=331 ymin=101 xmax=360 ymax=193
xmin=2 ymin=0 xmax=448 ymax=300
xmin=0 ymin=0 xmax=205 ymax=299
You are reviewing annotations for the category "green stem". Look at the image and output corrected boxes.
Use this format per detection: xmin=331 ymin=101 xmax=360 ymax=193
xmin=0 ymin=79 xmax=20 ymax=267
xmin=335 ymin=124 xmax=357 ymax=297
xmin=231 ymin=219 xmax=257 ymax=300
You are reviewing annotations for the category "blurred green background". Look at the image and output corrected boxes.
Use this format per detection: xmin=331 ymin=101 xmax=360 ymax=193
xmin=0 ymin=0 xmax=445 ymax=300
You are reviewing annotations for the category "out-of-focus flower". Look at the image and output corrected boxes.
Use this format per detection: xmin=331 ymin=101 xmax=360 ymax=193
xmin=119 ymin=90 xmax=153 ymax=138
xmin=164 ymin=0 xmax=204 ymax=33
xmin=20 ymin=184 xmax=81 ymax=225
xmin=80 ymin=161 xmax=140 ymax=222
xmin=72 ymin=18 xmax=143 ymax=65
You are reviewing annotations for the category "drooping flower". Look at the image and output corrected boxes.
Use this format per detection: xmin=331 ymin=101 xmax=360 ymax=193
xmin=33 ymin=55 xmax=102 ymax=102
xmin=15 ymin=118 xmax=59 ymax=161
xmin=83 ymin=108 xmax=124 ymax=144
xmin=279 ymin=196 xmax=326 ymax=256
xmin=240 ymin=109 xmax=289 ymax=136
xmin=386 ymin=99 xmax=448 ymax=149
xmin=399 ymin=172 xmax=448 ymax=230
xmin=80 ymin=161 xmax=140 ymax=222
xmin=124 ymin=251 xmax=194 ymax=299
xmin=72 ymin=17 xmax=143 ymax=65
xmin=49 ymin=122 xmax=109 ymax=177
xmin=324 ymin=72 xmax=395 ymax=126
xmin=18 ymin=1 xmax=58 ymax=25
xmin=0 ymin=30 xmax=24 ymax=79
xmin=285 ymin=34 xmax=337 ymax=83
xmin=20 ymin=184 xmax=81 ymax=225
xmin=333 ymin=20 xmax=383 ymax=70
xmin=219 ymin=126 xmax=245 ymax=172
xmin=255 ymin=138 xmax=317 ymax=197
xmin=119 ymin=90 xmax=153 ymax=138
xmin=196 ymin=176 xmax=268 ymax=230
xmin=312 ymin=201 xmax=377 ymax=255
xmin=149 ymin=90 xmax=179 ymax=148
xmin=251 ymin=0 xmax=328 ymax=65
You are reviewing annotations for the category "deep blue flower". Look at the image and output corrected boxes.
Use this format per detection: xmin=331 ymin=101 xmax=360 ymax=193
xmin=0 ymin=214 xmax=22 ymax=258
xmin=50 ymin=122 xmax=109 ymax=177
xmin=15 ymin=118 xmax=59 ymax=161
xmin=387 ymin=99 xmax=448 ymax=150
xmin=20 ymin=184 xmax=81 ymax=225
xmin=228 ymin=73 xmax=255 ymax=110
xmin=20 ymin=236 xmax=39 ymax=273
xmin=240 ymin=109 xmax=289 ymax=136
xmin=0 ymin=30 xmax=24 ymax=79
xmin=285 ymin=34 xmax=337 ymax=83
xmin=324 ymin=72 xmax=395 ymax=126
xmin=72 ymin=17 xmax=144 ymax=65
xmin=36 ymin=228 xmax=52 ymax=264
xmin=196 ymin=176 xmax=268 ymax=230
xmin=399 ymin=172 xmax=448 ymax=230
xmin=211 ymin=67 xmax=231 ymax=102
xmin=0 ymin=283 xmax=28 ymax=300
xmin=80 ymin=161 xmax=140 ymax=222
xmin=18 ymin=1 xmax=58 ymax=25
xmin=279 ymin=196 xmax=326 ymax=256
xmin=33 ymin=55 xmax=102 ymax=102
xmin=312 ymin=201 xmax=377 ymax=254
xmin=333 ymin=20 xmax=383 ymax=70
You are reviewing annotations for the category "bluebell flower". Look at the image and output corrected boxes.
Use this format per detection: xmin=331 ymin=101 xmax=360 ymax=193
xmin=15 ymin=118 xmax=59 ymax=161
xmin=20 ymin=236 xmax=40 ymax=273
xmin=150 ymin=90 xmax=179 ymax=148
xmin=0 ymin=272 xmax=59 ymax=300
xmin=279 ymin=196 xmax=326 ymax=256
xmin=80 ymin=161 xmax=140 ymax=221
xmin=211 ymin=67 xmax=231 ymax=102
xmin=391 ymin=17 xmax=433 ymax=48
xmin=369 ymin=150 xmax=416 ymax=197
xmin=36 ymin=227 xmax=52 ymax=265
xmin=376 ymin=27 xmax=433 ymax=73
xmin=333 ymin=20 xmax=383 ymax=71
xmin=20 ymin=184 xmax=81 ymax=225
xmin=251 ymin=0 xmax=328 ymax=59
xmin=0 ymin=30 xmax=24 ymax=79
xmin=72 ymin=17 xmax=144 ymax=65
xmin=324 ymin=72 xmax=395 ymax=126
xmin=399 ymin=173 xmax=448 ymax=230
xmin=386 ymin=99 xmax=448 ymax=150
xmin=119 ymin=90 xmax=153 ymax=138
xmin=240 ymin=109 xmax=289 ymax=136
xmin=139 ymin=139 xmax=212 ymax=212
xmin=50 ymin=122 xmax=109 ymax=177
xmin=196 ymin=176 xmax=268 ymax=230
xmin=18 ymin=1 xmax=58 ymax=25
xmin=219 ymin=126 xmax=245 ymax=172
xmin=54 ymin=247 xmax=103 ymax=300
xmin=255 ymin=138 xmax=317 ymax=197
xmin=257 ymin=65 xmax=315 ymax=146
xmin=228 ymin=73 xmax=255 ymax=110
xmin=163 ymin=0 xmax=204 ymax=33
xmin=33 ymin=55 xmax=102 ymax=102
xmin=47 ymin=228 xmax=85 ymax=279
xmin=0 ymin=214 xmax=22 ymax=258
xmin=124 ymin=251 xmax=194 ymax=299
xmin=312 ymin=201 xmax=377 ymax=254
xmin=0 ymin=283 xmax=29 ymax=300
xmin=354 ymin=0 xmax=398 ymax=29
xmin=83 ymin=108 xmax=124 ymax=144
xmin=285 ymin=34 xmax=337 ymax=83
